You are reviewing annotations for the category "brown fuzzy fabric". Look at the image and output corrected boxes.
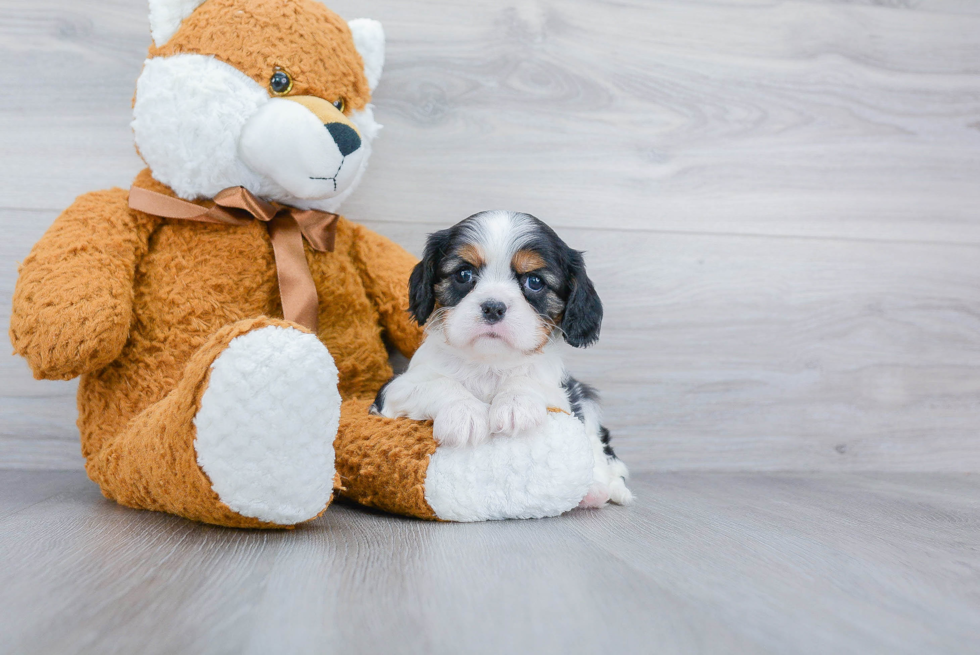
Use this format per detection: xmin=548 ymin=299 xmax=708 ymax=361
xmin=335 ymin=399 xmax=439 ymax=520
xmin=10 ymin=169 xmax=423 ymax=527
xmin=153 ymin=0 xmax=372 ymax=112
xmin=86 ymin=316 xmax=294 ymax=529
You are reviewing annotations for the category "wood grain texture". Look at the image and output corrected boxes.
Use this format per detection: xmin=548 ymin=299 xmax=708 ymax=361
xmin=1 ymin=470 xmax=978 ymax=654
xmin=2 ymin=0 xmax=980 ymax=472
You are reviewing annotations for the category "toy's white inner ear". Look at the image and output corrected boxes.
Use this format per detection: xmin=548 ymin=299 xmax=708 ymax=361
xmin=347 ymin=18 xmax=385 ymax=92
xmin=148 ymin=0 xmax=208 ymax=46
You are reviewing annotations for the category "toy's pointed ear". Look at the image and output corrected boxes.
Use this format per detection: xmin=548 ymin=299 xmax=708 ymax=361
xmin=148 ymin=0 xmax=207 ymax=46
xmin=348 ymin=19 xmax=385 ymax=92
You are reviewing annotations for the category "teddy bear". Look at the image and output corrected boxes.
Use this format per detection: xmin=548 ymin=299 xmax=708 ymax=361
xmin=9 ymin=0 xmax=596 ymax=527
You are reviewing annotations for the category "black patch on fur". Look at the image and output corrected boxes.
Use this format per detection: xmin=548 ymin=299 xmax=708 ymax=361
xmin=599 ymin=426 xmax=616 ymax=458
xmin=408 ymin=218 xmax=484 ymax=325
xmin=511 ymin=213 xmax=603 ymax=348
xmin=369 ymin=377 xmax=395 ymax=415
xmin=408 ymin=228 xmax=454 ymax=324
xmin=560 ymin=249 xmax=602 ymax=348
xmin=564 ymin=376 xmax=617 ymax=458
xmin=563 ymin=376 xmax=600 ymax=421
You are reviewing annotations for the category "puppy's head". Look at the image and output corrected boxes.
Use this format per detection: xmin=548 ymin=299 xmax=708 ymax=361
xmin=409 ymin=211 xmax=603 ymax=357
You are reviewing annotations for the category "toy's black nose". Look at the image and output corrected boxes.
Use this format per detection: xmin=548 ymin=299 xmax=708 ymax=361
xmin=481 ymin=300 xmax=507 ymax=324
xmin=325 ymin=122 xmax=361 ymax=157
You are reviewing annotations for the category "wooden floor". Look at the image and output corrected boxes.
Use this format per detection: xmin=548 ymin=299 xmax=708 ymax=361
xmin=1 ymin=470 xmax=978 ymax=655
xmin=2 ymin=0 xmax=980 ymax=653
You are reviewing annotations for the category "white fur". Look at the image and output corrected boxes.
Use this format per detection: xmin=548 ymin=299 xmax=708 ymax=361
xmin=424 ymin=411 xmax=594 ymax=521
xmin=132 ymin=54 xmax=380 ymax=210
xmin=381 ymin=336 xmax=569 ymax=447
xmin=441 ymin=212 xmax=546 ymax=359
xmin=148 ymin=0 xmax=206 ymax=46
xmin=194 ymin=326 xmax=341 ymax=525
xmin=348 ymin=19 xmax=385 ymax=92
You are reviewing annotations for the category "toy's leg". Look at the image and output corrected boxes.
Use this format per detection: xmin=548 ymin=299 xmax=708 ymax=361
xmin=85 ymin=317 xmax=341 ymax=528
xmin=335 ymin=398 xmax=440 ymax=520
xmin=335 ymin=400 xmax=595 ymax=521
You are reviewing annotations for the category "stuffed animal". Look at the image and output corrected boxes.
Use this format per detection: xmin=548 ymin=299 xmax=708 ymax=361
xmin=9 ymin=0 xmax=595 ymax=527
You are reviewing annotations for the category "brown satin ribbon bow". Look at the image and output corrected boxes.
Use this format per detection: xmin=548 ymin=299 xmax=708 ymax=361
xmin=128 ymin=185 xmax=338 ymax=333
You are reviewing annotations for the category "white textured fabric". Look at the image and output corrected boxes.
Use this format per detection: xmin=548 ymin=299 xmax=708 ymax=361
xmin=238 ymin=98 xmax=367 ymax=201
xmin=132 ymin=53 xmax=381 ymax=211
xmin=347 ymin=19 xmax=385 ymax=91
xmin=424 ymin=412 xmax=594 ymax=521
xmin=133 ymin=54 xmax=270 ymax=201
xmin=148 ymin=0 xmax=207 ymax=46
xmin=194 ymin=326 xmax=341 ymax=525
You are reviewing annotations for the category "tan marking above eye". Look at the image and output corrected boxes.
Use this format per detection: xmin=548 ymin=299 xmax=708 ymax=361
xmin=457 ymin=243 xmax=486 ymax=268
xmin=512 ymin=249 xmax=546 ymax=274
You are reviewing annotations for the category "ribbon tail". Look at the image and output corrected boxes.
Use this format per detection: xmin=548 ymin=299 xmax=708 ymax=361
xmin=267 ymin=214 xmax=320 ymax=333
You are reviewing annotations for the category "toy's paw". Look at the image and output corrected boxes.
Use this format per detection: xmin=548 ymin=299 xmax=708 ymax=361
xmin=434 ymin=398 xmax=491 ymax=447
xmin=194 ymin=325 xmax=340 ymax=525
xmin=578 ymin=483 xmax=611 ymax=509
xmin=489 ymin=392 xmax=547 ymax=436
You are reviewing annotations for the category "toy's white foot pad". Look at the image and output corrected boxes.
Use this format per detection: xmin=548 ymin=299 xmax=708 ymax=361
xmin=195 ymin=326 xmax=340 ymax=525
xmin=424 ymin=412 xmax=594 ymax=522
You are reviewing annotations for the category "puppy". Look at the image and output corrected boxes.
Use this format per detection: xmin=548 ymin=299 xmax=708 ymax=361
xmin=372 ymin=211 xmax=632 ymax=507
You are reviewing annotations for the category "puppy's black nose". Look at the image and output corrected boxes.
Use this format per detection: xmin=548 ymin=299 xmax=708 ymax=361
xmin=325 ymin=122 xmax=361 ymax=157
xmin=481 ymin=300 xmax=507 ymax=324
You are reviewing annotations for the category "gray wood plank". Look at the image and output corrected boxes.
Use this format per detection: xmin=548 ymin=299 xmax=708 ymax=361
xmin=1 ymin=470 xmax=978 ymax=654
xmin=0 ymin=469 xmax=81 ymax=518
xmin=2 ymin=0 xmax=980 ymax=243
xmin=2 ymin=0 xmax=980 ymax=472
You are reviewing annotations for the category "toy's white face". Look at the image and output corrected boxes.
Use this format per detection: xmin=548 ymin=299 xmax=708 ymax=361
xmin=131 ymin=16 xmax=384 ymax=212
xmin=238 ymin=96 xmax=372 ymax=202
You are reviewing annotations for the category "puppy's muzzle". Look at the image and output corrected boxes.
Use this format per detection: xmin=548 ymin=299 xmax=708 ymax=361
xmin=481 ymin=300 xmax=507 ymax=324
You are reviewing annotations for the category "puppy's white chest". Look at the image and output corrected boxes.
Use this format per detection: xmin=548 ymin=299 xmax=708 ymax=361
xmin=460 ymin=370 xmax=508 ymax=403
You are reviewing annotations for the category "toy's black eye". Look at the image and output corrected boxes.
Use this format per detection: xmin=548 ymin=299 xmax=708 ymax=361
xmin=270 ymin=69 xmax=292 ymax=95
xmin=453 ymin=268 xmax=474 ymax=285
xmin=333 ymin=98 xmax=346 ymax=112
xmin=523 ymin=274 xmax=544 ymax=292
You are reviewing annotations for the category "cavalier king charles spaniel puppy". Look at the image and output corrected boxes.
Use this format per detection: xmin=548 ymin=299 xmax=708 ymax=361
xmin=372 ymin=210 xmax=632 ymax=507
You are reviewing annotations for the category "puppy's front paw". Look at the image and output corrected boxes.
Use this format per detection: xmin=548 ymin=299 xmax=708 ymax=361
xmin=489 ymin=392 xmax=547 ymax=436
xmin=433 ymin=399 xmax=490 ymax=448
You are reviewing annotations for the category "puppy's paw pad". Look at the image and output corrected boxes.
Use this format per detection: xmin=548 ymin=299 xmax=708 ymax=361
xmin=490 ymin=393 xmax=547 ymax=435
xmin=578 ymin=483 xmax=610 ymax=509
xmin=434 ymin=399 xmax=490 ymax=448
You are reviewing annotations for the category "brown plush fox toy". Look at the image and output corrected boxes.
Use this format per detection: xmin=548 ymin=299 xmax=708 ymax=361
xmin=9 ymin=0 xmax=596 ymax=527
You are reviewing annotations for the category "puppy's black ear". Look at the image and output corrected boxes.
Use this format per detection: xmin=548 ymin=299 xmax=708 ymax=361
xmin=561 ymin=249 xmax=603 ymax=348
xmin=408 ymin=228 xmax=453 ymax=325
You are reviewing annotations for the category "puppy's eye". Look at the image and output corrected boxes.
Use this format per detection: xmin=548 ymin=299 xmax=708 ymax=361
xmin=333 ymin=98 xmax=346 ymax=112
xmin=270 ymin=69 xmax=293 ymax=96
xmin=453 ymin=268 xmax=474 ymax=285
xmin=523 ymin=274 xmax=545 ymax=292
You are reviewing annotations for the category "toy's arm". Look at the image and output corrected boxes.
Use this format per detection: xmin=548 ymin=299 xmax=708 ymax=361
xmin=350 ymin=223 xmax=425 ymax=358
xmin=9 ymin=189 xmax=159 ymax=380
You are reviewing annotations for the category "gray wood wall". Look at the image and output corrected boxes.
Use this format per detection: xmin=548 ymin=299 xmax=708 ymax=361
xmin=2 ymin=0 xmax=979 ymax=472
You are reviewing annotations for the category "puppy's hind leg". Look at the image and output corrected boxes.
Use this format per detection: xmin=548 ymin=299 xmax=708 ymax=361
xmin=579 ymin=427 xmax=633 ymax=508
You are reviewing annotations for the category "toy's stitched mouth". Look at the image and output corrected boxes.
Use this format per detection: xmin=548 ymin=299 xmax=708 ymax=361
xmin=309 ymin=158 xmax=345 ymax=191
